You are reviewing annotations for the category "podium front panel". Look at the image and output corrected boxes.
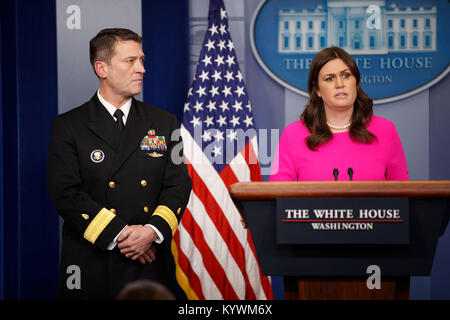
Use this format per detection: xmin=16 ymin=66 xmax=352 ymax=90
xmin=243 ymin=199 xmax=447 ymax=277
xmin=276 ymin=197 xmax=409 ymax=245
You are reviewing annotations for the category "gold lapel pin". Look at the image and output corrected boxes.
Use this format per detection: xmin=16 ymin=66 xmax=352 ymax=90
xmin=147 ymin=152 xmax=163 ymax=158
xmin=148 ymin=129 xmax=155 ymax=136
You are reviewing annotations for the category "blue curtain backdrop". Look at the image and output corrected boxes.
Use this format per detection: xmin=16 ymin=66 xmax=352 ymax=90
xmin=0 ymin=12 xmax=4 ymax=300
xmin=1 ymin=0 xmax=60 ymax=299
xmin=142 ymin=0 xmax=190 ymax=123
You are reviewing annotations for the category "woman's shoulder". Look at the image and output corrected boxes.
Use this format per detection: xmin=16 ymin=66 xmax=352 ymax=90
xmin=368 ymin=115 xmax=396 ymax=132
xmin=282 ymin=120 xmax=310 ymax=136
xmin=276 ymin=120 xmax=310 ymax=155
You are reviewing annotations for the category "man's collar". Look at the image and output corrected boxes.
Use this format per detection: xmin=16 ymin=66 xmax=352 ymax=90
xmin=97 ymin=89 xmax=132 ymax=124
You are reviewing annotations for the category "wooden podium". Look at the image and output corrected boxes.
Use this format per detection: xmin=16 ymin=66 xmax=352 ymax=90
xmin=229 ymin=181 xmax=450 ymax=300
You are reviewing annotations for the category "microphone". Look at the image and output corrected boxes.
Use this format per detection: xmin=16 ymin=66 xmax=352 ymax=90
xmin=348 ymin=167 xmax=354 ymax=181
xmin=333 ymin=168 xmax=339 ymax=181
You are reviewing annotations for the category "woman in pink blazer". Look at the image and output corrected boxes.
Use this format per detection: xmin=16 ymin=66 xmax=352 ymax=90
xmin=270 ymin=47 xmax=409 ymax=182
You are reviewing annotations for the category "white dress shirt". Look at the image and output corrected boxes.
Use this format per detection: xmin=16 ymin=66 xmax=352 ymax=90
xmin=96 ymin=90 xmax=164 ymax=250
xmin=97 ymin=89 xmax=132 ymax=124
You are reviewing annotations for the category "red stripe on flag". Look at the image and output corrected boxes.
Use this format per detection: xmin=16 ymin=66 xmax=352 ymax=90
xmin=246 ymin=229 xmax=274 ymax=300
xmin=173 ymin=230 xmax=205 ymax=300
xmin=219 ymin=164 xmax=239 ymax=188
xmin=187 ymin=163 xmax=256 ymax=299
xmin=219 ymin=160 xmax=259 ymax=299
xmin=182 ymin=208 xmax=239 ymax=299
xmin=223 ymin=142 xmax=273 ymax=299
xmin=241 ymin=142 xmax=263 ymax=182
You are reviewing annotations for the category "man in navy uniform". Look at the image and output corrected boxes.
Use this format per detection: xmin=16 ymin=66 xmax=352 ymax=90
xmin=47 ymin=28 xmax=192 ymax=299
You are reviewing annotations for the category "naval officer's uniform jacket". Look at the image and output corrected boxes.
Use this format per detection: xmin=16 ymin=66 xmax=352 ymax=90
xmin=47 ymin=94 xmax=192 ymax=299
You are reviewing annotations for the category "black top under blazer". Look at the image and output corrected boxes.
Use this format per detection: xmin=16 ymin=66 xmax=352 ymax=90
xmin=47 ymin=94 xmax=192 ymax=299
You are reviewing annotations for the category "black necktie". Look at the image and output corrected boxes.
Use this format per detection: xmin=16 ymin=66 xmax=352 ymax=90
xmin=114 ymin=109 xmax=125 ymax=132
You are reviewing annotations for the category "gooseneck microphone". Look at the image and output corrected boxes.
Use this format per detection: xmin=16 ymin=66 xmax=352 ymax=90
xmin=333 ymin=168 xmax=339 ymax=181
xmin=348 ymin=167 xmax=354 ymax=181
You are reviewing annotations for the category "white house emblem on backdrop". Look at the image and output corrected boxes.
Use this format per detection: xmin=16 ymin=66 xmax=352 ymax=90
xmin=277 ymin=1 xmax=437 ymax=55
xmin=250 ymin=0 xmax=449 ymax=104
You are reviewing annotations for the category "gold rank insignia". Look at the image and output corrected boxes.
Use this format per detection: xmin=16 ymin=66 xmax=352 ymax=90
xmin=81 ymin=214 xmax=89 ymax=220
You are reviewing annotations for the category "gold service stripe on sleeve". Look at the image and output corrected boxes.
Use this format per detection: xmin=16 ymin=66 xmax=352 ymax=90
xmin=83 ymin=208 xmax=116 ymax=244
xmin=152 ymin=205 xmax=178 ymax=235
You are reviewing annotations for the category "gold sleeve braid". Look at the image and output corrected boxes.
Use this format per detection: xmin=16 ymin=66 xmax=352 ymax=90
xmin=152 ymin=205 xmax=178 ymax=235
xmin=83 ymin=208 xmax=116 ymax=244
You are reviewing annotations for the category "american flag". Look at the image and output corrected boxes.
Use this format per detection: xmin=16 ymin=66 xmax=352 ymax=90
xmin=171 ymin=0 xmax=273 ymax=300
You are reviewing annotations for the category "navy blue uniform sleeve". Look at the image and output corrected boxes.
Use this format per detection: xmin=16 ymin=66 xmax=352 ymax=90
xmin=47 ymin=116 xmax=127 ymax=249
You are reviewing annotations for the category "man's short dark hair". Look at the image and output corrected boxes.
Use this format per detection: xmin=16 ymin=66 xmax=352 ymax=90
xmin=89 ymin=28 xmax=143 ymax=74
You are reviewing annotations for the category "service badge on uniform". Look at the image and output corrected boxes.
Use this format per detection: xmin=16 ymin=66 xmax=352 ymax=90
xmin=146 ymin=151 xmax=164 ymax=158
xmin=140 ymin=130 xmax=167 ymax=157
xmin=90 ymin=149 xmax=105 ymax=163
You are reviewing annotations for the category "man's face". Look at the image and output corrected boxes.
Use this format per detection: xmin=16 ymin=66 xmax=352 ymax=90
xmin=103 ymin=40 xmax=145 ymax=99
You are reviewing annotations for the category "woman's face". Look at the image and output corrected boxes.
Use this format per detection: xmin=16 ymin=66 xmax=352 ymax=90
xmin=316 ymin=58 xmax=357 ymax=113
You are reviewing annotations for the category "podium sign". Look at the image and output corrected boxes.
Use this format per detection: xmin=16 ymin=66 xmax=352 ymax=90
xmin=277 ymin=197 xmax=409 ymax=244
